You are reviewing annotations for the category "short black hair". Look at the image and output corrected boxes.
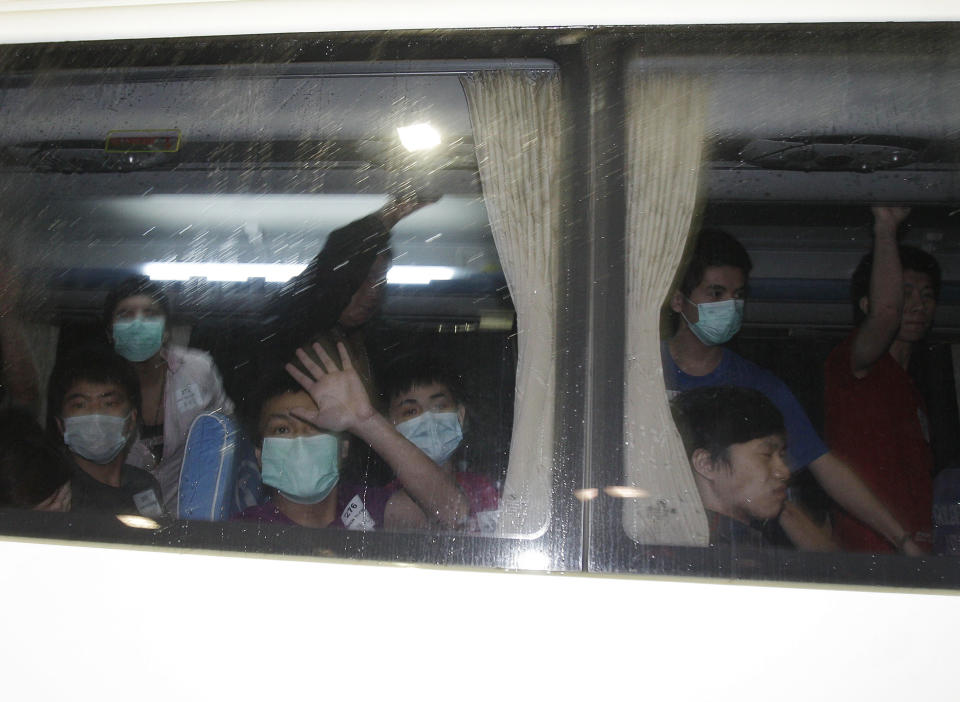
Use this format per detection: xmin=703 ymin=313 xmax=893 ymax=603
xmin=380 ymin=354 xmax=467 ymax=408
xmin=243 ymin=337 xmax=352 ymax=445
xmin=850 ymin=245 xmax=942 ymax=325
xmin=670 ymin=386 xmax=786 ymax=470
xmin=0 ymin=407 xmax=72 ymax=508
xmin=679 ymin=228 xmax=753 ymax=296
xmin=242 ymin=365 xmax=306 ymax=446
xmin=103 ymin=275 xmax=171 ymax=328
xmin=48 ymin=346 xmax=141 ymax=420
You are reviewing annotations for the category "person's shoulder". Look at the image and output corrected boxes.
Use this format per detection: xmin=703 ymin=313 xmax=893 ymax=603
xmin=720 ymin=349 xmax=780 ymax=384
xmin=169 ymin=345 xmax=215 ymax=367
xmin=720 ymin=349 xmax=801 ymax=401
xmin=122 ymin=464 xmax=161 ymax=491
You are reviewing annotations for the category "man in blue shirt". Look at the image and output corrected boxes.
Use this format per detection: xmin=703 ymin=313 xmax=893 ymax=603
xmin=662 ymin=228 xmax=920 ymax=555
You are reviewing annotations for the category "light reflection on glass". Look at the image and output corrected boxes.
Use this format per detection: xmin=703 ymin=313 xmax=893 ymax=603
xmin=515 ymin=549 xmax=550 ymax=571
xmin=603 ymin=486 xmax=650 ymax=499
xmin=397 ymin=122 xmax=441 ymax=152
xmin=143 ymin=262 xmax=458 ymax=286
xmin=574 ymin=487 xmax=599 ymax=502
xmin=116 ymin=515 xmax=161 ymax=530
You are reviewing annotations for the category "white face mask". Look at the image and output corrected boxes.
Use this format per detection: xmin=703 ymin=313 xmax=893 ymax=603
xmin=63 ymin=412 xmax=131 ymax=464
xmin=260 ymin=434 xmax=340 ymax=505
xmin=396 ymin=411 xmax=463 ymax=465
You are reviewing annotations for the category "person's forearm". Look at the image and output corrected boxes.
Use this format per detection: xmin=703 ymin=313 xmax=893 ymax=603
xmin=851 ymin=210 xmax=904 ymax=372
xmin=0 ymin=316 xmax=39 ymax=414
xmin=352 ymin=413 xmax=469 ymax=529
xmin=810 ymin=452 xmax=915 ymax=551
xmin=778 ymin=501 xmax=838 ymax=552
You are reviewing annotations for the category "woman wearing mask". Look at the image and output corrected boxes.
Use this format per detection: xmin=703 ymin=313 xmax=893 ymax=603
xmin=104 ymin=276 xmax=234 ymax=514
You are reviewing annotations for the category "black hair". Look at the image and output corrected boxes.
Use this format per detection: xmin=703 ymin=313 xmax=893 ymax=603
xmin=0 ymin=407 xmax=72 ymax=508
xmin=243 ymin=337 xmax=351 ymax=446
xmin=380 ymin=354 xmax=467 ymax=408
xmin=850 ymin=245 xmax=941 ymax=325
xmin=48 ymin=346 xmax=141 ymax=421
xmin=679 ymin=228 xmax=753 ymax=296
xmin=242 ymin=365 xmax=305 ymax=446
xmin=670 ymin=386 xmax=786 ymax=470
xmin=103 ymin=275 xmax=171 ymax=328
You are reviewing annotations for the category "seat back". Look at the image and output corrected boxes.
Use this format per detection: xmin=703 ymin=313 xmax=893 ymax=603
xmin=177 ymin=411 xmax=264 ymax=520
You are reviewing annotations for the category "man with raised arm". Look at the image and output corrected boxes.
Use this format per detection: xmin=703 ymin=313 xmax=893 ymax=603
xmin=662 ymin=227 xmax=922 ymax=555
xmin=824 ymin=206 xmax=938 ymax=553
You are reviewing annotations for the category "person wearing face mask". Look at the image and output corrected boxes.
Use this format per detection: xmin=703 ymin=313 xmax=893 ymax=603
xmin=662 ymin=227 xmax=922 ymax=555
xmin=379 ymin=355 xmax=499 ymax=533
xmin=236 ymin=340 xmax=470 ymax=530
xmin=103 ymin=276 xmax=234 ymax=514
xmin=48 ymin=348 xmax=164 ymax=518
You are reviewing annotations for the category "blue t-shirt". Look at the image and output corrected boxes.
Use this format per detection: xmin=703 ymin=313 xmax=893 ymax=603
xmin=661 ymin=343 xmax=828 ymax=471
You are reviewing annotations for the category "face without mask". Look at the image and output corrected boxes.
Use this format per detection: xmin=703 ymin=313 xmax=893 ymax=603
xmin=113 ymin=317 xmax=165 ymax=362
xmin=396 ymin=410 xmax=463 ymax=465
xmin=63 ymin=412 xmax=132 ymax=464
xmin=260 ymin=434 xmax=340 ymax=504
xmin=682 ymin=297 xmax=745 ymax=346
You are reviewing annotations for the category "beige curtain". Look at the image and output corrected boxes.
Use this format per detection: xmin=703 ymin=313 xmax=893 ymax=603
xmin=460 ymin=71 xmax=560 ymax=537
xmin=622 ymin=72 xmax=710 ymax=546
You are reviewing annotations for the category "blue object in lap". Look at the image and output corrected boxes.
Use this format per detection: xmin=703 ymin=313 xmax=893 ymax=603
xmin=177 ymin=411 xmax=265 ymax=521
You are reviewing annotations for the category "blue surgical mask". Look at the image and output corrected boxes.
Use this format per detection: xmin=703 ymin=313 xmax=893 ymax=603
xmin=682 ymin=297 xmax=744 ymax=346
xmin=261 ymin=434 xmax=340 ymax=504
xmin=113 ymin=316 xmax=165 ymax=362
xmin=396 ymin=411 xmax=463 ymax=465
xmin=63 ymin=412 xmax=131 ymax=464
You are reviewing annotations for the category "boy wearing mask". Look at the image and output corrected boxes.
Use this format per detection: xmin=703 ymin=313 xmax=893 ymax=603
xmin=49 ymin=348 xmax=164 ymax=518
xmin=380 ymin=355 xmax=499 ymax=534
xmin=237 ymin=341 xmax=470 ymax=530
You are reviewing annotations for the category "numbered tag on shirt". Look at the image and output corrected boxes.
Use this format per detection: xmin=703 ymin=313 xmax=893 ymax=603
xmin=175 ymin=383 xmax=203 ymax=413
xmin=473 ymin=508 xmax=500 ymax=535
xmin=340 ymin=494 xmax=376 ymax=531
xmin=133 ymin=489 xmax=164 ymax=519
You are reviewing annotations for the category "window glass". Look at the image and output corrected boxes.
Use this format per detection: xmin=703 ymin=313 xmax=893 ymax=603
xmin=595 ymin=32 xmax=960 ymax=588
xmin=0 ymin=53 xmax=572 ymax=565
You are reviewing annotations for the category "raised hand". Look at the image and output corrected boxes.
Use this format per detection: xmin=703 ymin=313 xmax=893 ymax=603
xmin=285 ymin=341 xmax=375 ymax=433
xmin=378 ymin=192 xmax=441 ymax=230
xmin=871 ymin=205 xmax=910 ymax=236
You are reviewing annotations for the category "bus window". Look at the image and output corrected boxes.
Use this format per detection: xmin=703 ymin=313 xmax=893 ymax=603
xmin=587 ymin=26 xmax=960 ymax=588
xmin=0 ymin=47 xmax=582 ymax=570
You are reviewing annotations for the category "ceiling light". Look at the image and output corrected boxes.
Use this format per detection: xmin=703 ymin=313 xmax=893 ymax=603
xmin=386 ymin=265 xmax=455 ymax=285
xmin=397 ymin=123 xmax=441 ymax=152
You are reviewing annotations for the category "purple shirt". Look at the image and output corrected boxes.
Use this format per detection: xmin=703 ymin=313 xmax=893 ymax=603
xmin=235 ymin=483 xmax=391 ymax=530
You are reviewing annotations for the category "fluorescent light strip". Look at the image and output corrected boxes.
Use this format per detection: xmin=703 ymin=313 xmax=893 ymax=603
xmin=142 ymin=262 xmax=306 ymax=282
xmin=386 ymin=265 xmax=455 ymax=285
xmin=142 ymin=262 xmax=458 ymax=285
